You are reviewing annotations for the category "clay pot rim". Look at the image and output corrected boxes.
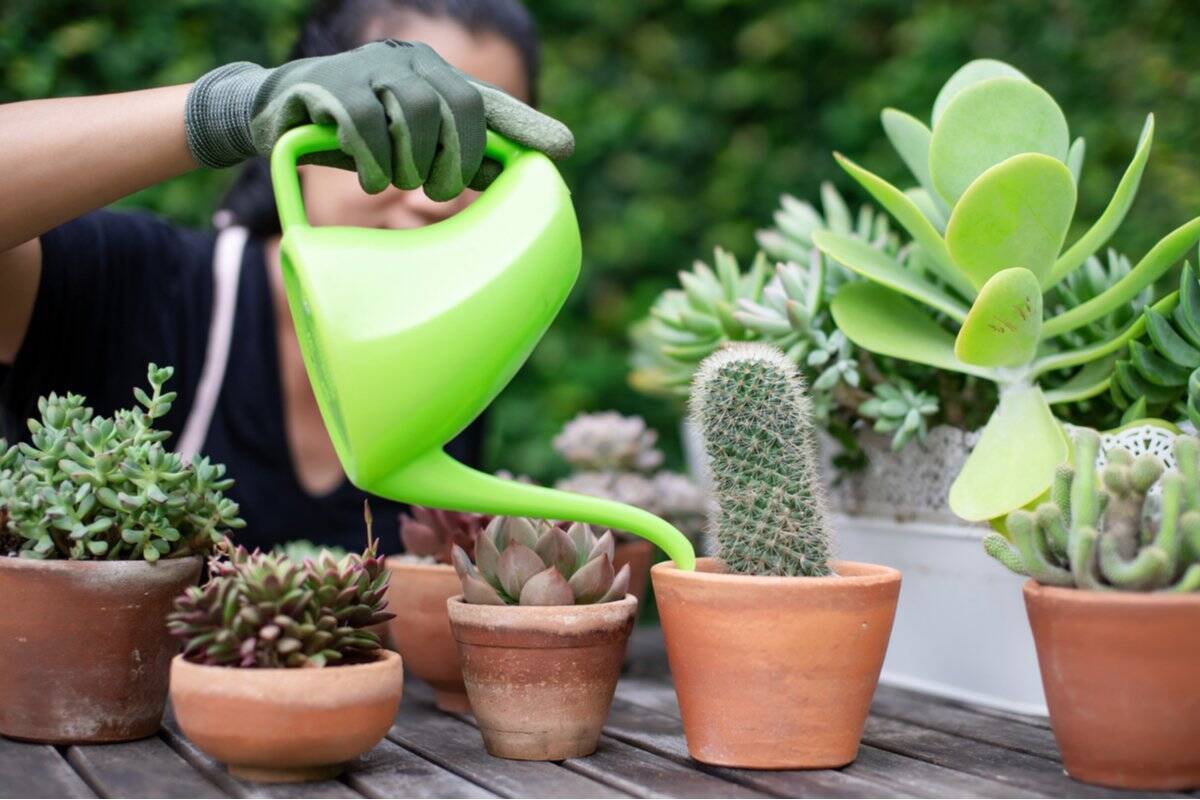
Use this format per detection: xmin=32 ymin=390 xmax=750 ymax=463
xmin=1023 ymin=578 xmax=1200 ymax=608
xmin=447 ymin=593 xmax=637 ymax=615
xmin=383 ymin=556 xmax=454 ymax=573
xmin=653 ymin=557 xmax=899 ymax=588
xmin=172 ymin=647 xmax=401 ymax=678
xmin=0 ymin=553 xmax=202 ymax=573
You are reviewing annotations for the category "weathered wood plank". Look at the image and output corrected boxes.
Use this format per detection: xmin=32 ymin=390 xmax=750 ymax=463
xmin=604 ymin=695 xmax=905 ymax=799
xmin=863 ymin=715 xmax=1187 ymax=799
xmin=871 ymin=685 xmax=1060 ymax=761
xmin=0 ymin=737 xmax=95 ymax=799
xmin=849 ymin=741 xmax=1046 ymax=799
xmin=343 ymin=738 xmax=495 ymax=799
xmin=67 ymin=737 xmax=224 ymax=798
xmin=565 ymin=735 xmax=766 ymax=799
xmin=160 ymin=717 xmax=360 ymax=799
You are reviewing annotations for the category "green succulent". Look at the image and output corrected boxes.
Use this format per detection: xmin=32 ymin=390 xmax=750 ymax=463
xmin=984 ymin=429 xmax=1200 ymax=592
xmin=821 ymin=58 xmax=1200 ymax=522
xmin=274 ymin=540 xmax=347 ymax=564
xmin=691 ymin=343 xmax=833 ymax=577
xmin=168 ymin=504 xmax=393 ymax=667
xmin=451 ymin=516 xmax=630 ymax=606
xmin=1047 ymin=249 xmax=1151 ymax=350
xmin=859 ymin=379 xmax=940 ymax=452
xmin=0 ymin=364 xmax=244 ymax=560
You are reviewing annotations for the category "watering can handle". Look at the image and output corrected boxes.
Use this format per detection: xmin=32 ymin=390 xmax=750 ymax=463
xmin=270 ymin=124 xmax=527 ymax=232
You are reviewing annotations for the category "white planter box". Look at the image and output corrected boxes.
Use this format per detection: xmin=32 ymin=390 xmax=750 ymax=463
xmin=835 ymin=512 xmax=1047 ymax=717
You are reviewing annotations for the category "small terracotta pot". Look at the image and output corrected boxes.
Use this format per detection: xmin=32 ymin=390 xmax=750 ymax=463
xmin=613 ymin=539 xmax=655 ymax=605
xmin=447 ymin=594 xmax=637 ymax=760
xmin=384 ymin=558 xmax=469 ymax=712
xmin=653 ymin=558 xmax=901 ymax=769
xmin=1024 ymin=581 xmax=1200 ymax=789
xmin=170 ymin=650 xmax=403 ymax=783
xmin=0 ymin=555 xmax=201 ymax=743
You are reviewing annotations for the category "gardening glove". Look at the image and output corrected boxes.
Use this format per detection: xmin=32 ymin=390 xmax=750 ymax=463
xmin=184 ymin=39 xmax=573 ymax=200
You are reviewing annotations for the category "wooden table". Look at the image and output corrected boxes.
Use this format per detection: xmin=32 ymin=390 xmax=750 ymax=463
xmin=2 ymin=628 xmax=1192 ymax=799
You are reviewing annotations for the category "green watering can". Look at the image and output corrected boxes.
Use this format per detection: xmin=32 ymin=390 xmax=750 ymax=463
xmin=271 ymin=124 xmax=694 ymax=569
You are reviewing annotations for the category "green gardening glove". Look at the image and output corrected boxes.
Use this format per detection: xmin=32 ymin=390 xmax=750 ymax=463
xmin=184 ymin=39 xmax=573 ymax=200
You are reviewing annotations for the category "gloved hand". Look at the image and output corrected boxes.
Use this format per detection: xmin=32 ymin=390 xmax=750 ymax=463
xmin=184 ymin=39 xmax=573 ymax=200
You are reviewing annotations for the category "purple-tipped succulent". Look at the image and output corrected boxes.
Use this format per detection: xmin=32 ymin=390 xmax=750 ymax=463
xmin=398 ymin=505 xmax=490 ymax=564
xmin=451 ymin=516 xmax=630 ymax=606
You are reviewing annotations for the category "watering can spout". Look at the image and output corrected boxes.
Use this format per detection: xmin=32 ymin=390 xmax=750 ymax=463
xmin=271 ymin=124 xmax=696 ymax=568
xmin=378 ymin=449 xmax=695 ymax=570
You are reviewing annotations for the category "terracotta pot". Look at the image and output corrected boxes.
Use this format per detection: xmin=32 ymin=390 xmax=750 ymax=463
xmin=447 ymin=594 xmax=637 ymax=760
xmin=170 ymin=650 xmax=403 ymax=783
xmin=384 ymin=558 xmax=469 ymax=712
xmin=0 ymin=555 xmax=201 ymax=743
xmin=1024 ymin=581 xmax=1200 ymax=789
xmin=613 ymin=539 xmax=654 ymax=605
xmin=653 ymin=558 xmax=901 ymax=769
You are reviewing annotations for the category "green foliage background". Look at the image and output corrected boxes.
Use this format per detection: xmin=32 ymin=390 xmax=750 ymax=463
xmin=4 ymin=0 xmax=1199 ymax=482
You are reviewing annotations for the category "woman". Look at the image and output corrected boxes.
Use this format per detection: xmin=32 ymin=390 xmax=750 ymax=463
xmin=0 ymin=0 xmax=572 ymax=551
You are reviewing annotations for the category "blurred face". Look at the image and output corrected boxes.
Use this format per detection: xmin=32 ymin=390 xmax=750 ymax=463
xmin=299 ymin=14 xmax=530 ymax=229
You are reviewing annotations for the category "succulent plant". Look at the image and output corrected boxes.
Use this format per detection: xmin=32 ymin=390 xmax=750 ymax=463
xmin=691 ymin=343 xmax=833 ymax=577
xmin=274 ymin=540 xmax=347 ymax=563
xmin=168 ymin=504 xmax=394 ymax=667
xmin=858 ymin=379 xmax=940 ymax=452
xmin=1046 ymin=249 xmax=1151 ymax=351
xmin=756 ymin=182 xmax=899 ymax=269
xmin=552 ymin=411 xmax=664 ymax=472
xmin=984 ymin=429 xmax=1200 ymax=592
xmin=397 ymin=505 xmax=490 ymax=565
xmin=451 ymin=516 xmax=630 ymax=605
xmin=821 ymin=58 xmax=1200 ymax=522
xmin=0 ymin=364 xmax=244 ymax=560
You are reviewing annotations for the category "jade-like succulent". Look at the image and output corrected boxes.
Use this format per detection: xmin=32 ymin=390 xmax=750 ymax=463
xmin=398 ymin=505 xmax=490 ymax=564
xmin=168 ymin=504 xmax=394 ymax=667
xmin=984 ymin=429 xmax=1200 ymax=592
xmin=0 ymin=364 xmax=244 ymax=560
xmin=821 ymin=58 xmax=1200 ymax=522
xmin=451 ymin=516 xmax=630 ymax=605
xmin=691 ymin=343 xmax=833 ymax=577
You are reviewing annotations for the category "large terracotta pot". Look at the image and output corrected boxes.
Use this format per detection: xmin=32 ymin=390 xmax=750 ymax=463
xmin=0 ymin=556 xmax=202 ymax=743
xmin=447 ymin=594 xmax=637 ymax=760
xmin=170 ymin=650 xmax=403 ymax=783
xmin=1024 ymin=581 xmax=1200 ymax=790
xmin=384 ymin=558 xmax=469 ymax=712
xmin=613 ymin=539 xmax=654 ymax=605
xmin=653 ymin=558 xmax=901 ymax=769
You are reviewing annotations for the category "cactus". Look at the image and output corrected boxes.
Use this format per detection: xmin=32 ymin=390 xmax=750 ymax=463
xmin=451 ymin=516 xmax=630 ymax=606
xmin=168 ymin=503 xmax=394 ymax=667
xmin=984 ymin=429 xmax=1200 ymax=592
xmin=691 ymin=342 xmax=833 ymax=577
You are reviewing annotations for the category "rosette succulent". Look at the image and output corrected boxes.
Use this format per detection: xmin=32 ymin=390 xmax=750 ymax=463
xmin=451 ymin=516 xmax=630 ymax=606
xmin=168 ymin=504 xmax=394 ymax=667
xmin=0 ymin=364 xmax=243 ymax=560
xmin=275 ymin=540 xmax=347 ymax=563
xmin=398 ymin=505 xmax=490 ymax=564
xmin=553 ymin=411 xmax=664 ymax=472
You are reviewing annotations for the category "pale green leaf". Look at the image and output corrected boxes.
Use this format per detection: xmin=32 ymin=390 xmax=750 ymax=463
xmin=881 ymin=107 xmax=950 ymax=222
xmin=930 ymin=77 xmax=1069 ymax=204
xmin=949 ymin=386 xmax=1068 ymax=521
xmin=813 ymin=229 xmax=968 ymax=322
xmin=1032 ymin=291 xmax=1179 ymax=377
xmin=945 ymin=153 xmax=1076 ymax=289
xmin=1066 ymin=136 xmax=1086 ymax=183
xmin=954 ymin=268 xmax=1042 ymax=367
xmin=931 ymin=58 xmax=1030 ymax=127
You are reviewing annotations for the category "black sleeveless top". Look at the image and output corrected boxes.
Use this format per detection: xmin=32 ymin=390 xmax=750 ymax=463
xmin=0 ymin=210 xmax=482 ymax=554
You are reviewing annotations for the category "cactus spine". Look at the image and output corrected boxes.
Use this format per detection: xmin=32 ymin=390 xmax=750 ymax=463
xmin=691 ymin=342 xmax=833 ymax=577
xmin=984 ymin=428 xmax=1200 ymax=592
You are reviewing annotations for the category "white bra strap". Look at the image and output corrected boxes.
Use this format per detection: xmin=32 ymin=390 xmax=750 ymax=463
xmin=177 ymin=226 xmax=248 ymax=461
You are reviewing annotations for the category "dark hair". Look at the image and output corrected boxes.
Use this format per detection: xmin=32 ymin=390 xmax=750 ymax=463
xmin=216 ymin=0 xmax=541 ymax=236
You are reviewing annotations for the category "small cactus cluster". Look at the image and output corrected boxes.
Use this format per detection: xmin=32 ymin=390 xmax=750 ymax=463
xmin=0 ymin=364 xmax=243 ymax=560
xmin=398 ymin=505 xmax=491 ymax=564
xmin=452 ymin=516 xmax=630 ymax=606
xmin=691 ymin=343 xmax=833 ymax=577
xmin=167 ymin=505 xmax=394 ymax=667
xmin=985 ymin=429 xmax=1200 ymax=592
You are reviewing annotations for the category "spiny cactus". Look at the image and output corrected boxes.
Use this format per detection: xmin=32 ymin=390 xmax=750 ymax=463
xmin=984 ymin=429 xmax=1200 ymax=592
xmin=168 ymin=504 xmax=394 ymax=667
xmin=398 ymin=505 xmax=490 ymax=564
xmin=0 ymin=364 xmax=243 ymax=560
xmin=451 ymin=516 xmax=630 ymax=606
xmin=552 ymin=411 xmax=664 ymax=472
xmin=691 ymin=343 xmax=833 ymax=577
